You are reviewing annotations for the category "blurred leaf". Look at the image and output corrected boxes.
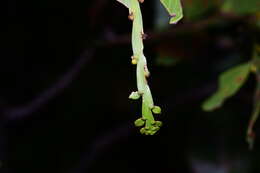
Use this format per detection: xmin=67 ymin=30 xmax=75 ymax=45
xmin=222 ymin=0 xmax=260 ymax=15
xmin=256 ymin=12 xmax=260 ymax=28
xmin=155 ymin=0 xmax=171 ymax=30
xmin=156 ymin=55 xmax=179 ymax=66
xmin=202 ymin=62 xmax=251 ymax=111
xmin=160 ymin=0 xmax=183 ymax=24
xmin=183 ymin=0 xmax=219 ymax=21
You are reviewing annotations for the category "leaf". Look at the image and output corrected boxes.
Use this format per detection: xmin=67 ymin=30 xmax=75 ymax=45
xmin=156 ymin=55 xmax=180 ymax=66
xmin=116 ymin=0 xmax=131 ymax=9
xmin=222 ymin=0 xmax=260 ymax=15
xmin=160 ymin=0 xmax=183 ymax=24
xmin=183 ymin=0 xmax=219 ymax=21
xmin=202 ymin=62 xmax=251 ymax=111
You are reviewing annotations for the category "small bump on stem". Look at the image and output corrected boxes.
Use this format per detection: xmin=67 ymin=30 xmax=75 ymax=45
xmin=129 ymin=91 xmax=141 ymax=100
xmin=140 ymin=128 xmax=146 ymax=134
xmin=144 ymin=65 xmax=150 ymax=77
xmin=128 ymin=12 xmax=134 ymax=21
xmin=131 ymin=56 xmax=138 ymax=65
xmin=134 ymin=118 xmax=145 ymax=127
xmin=152 ymin=106 xmax=162 ymax=114
xmin=170 ymin=13 xmax=176 ymax=17
xmin=141 ymin=32 xmax=148 ymax=40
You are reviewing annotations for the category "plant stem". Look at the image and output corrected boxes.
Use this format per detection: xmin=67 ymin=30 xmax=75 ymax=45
xmin=130 ymin=0 xmax=161 ymax=135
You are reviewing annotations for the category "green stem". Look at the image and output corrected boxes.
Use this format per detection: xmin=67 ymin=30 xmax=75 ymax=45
xmin=130 ymin=0 xmax=161 ymax=135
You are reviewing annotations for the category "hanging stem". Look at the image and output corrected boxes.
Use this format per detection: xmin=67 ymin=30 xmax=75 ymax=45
xmin=128 ymin=0 xmax=162 ymax=135
xmin=247 ymin=45 xmax=260 ymax=149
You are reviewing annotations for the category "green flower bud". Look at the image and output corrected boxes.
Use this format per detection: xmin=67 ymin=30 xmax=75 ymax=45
xmin=151 ymin=126 xmax=159 ymax=131
xmin=149 ymin=130 xmax=157 ymax=135
xmin=140 ymin=128 xmax=146 ymax=134
xmin=134 ymin=118 xmax=145 ymax=127
xmin=132 ymin=59 xmax=137 ymax=65
xmin=151 ymin=120 xmax=156 ymax=125
xmin=155 ymin=121 xmax=162 ymax=127
xmin=129 ymin=91 xmax=141 ymax=100
xmin=152 ymin=106 xmax=162 ymax=114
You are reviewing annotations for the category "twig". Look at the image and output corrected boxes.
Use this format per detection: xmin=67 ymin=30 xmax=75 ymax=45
xmin=2 ymin=48 xmax=94 ymax=122
xmin=69 ymin=122 xmax=134 ymax=173
xmin=99 ymin=12 xmax=248 ymax=48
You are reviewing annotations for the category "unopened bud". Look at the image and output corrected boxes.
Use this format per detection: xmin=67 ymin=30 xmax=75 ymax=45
xmin=152 ymin=106 xmax=162 ymax=114
xmin=134 ymin=118 xmax=145 ymax=127
xmin=144 ymin=65 xmax=150 ymax=77
xmin=131 ymin=56 xmax=138 ymax=65
xmin=129 ymin=91 xmax=140 ymax=100
xmin=155 ymin=121 xmax=162 ymax=127
xmin=140 ymin=128 xmax=146 ymax=134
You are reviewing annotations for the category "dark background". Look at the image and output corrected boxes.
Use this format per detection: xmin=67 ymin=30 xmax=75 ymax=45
xmin=1 ymin=0 xmax=260 ymax=172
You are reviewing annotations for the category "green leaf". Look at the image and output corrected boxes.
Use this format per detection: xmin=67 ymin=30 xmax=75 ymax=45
xmin=156 ymin=55 xmax=180 ymax=66
xmin=222 ymin=0 xmax=260 ymax=15
xmin=160 ymin=0 xmax=183 ymax=24
xmin=202 ymin=62 xmax=251 ymax=111
xmin=183 ymin=0 xmax=219 ymax=21
xmin=116 ymin=0 xmax=131 ymax=9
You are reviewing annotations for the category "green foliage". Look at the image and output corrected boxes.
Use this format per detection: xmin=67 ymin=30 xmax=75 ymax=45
xmin=222 ymin=0 xmax=260 ymax=15
xmin=156 ymin=55 xmax=179 ymax=66
xmin=116 ymin=0 xmax=130 ymax=8
xmin=202 ymin=63 xmax=251 ymax=111
xmin=183 ymin=0 xmax=219 ymax=20
xmin=202 ymin=45 xmax=260 ymax=149
xmin=160 ymin=0 xmax=183 ymax=24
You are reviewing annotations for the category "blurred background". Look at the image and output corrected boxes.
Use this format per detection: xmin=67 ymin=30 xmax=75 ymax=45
xmin=1 ymin=0 xmax=260 ymax=172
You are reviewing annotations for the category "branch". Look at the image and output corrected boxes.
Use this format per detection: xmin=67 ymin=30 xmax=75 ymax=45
xmin=99 ymin=12 xmax=250 ymax=48
xmin=2 ymin=48 xmax=94 ymax=122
